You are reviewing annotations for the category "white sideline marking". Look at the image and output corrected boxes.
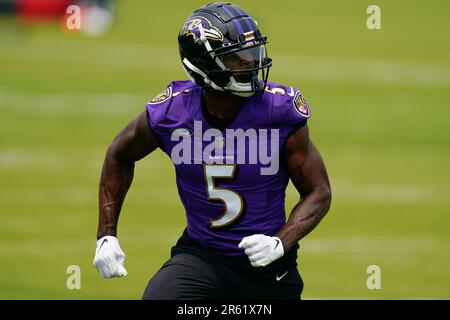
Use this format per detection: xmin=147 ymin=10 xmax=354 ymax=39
xmin=300 ymin=236 xmax=441 ymax=255
xmin=274 ymin=53 xmax=450 ymax=87
xmin=288 ymin=182 xmax=449 ymax=204
xmin=332 ymin=183 xmax=449 ymax=204
xmin=0 ymin=38 xmax=449 ymax=87
xmin=0 ymin=92 xmax=142 ymax=116
xmin=2 ymin=148 xmax=449 ymax=204
xmin=0 ymin=228 xmax=181 ymax=255
xmin=0 ymin=148 xmax=65 ymax=169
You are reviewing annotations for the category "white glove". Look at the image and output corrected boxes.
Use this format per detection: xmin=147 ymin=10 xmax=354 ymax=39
xmin=93 ymin=236 xmax=128 ymax=279
xmin=238 ymin=234 xmax=284 ymax=267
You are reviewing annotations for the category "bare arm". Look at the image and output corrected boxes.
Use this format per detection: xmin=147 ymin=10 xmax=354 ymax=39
xmin=276 ymin=124 xmax=332 ymax=252
xmin=97 ymin=111 xmax=158 ymax=239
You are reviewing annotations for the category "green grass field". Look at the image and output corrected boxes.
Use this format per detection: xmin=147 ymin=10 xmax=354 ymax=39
xmin=1 ymin=0 xmax=449 ymax=299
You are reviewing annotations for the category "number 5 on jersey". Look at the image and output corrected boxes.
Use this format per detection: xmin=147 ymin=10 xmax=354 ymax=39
xmin=204 ymin=164 xmax=244 ymax=228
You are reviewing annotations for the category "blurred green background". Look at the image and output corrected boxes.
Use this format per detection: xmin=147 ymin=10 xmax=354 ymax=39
xmin=0 ymin=0 xmax=449 ymax=299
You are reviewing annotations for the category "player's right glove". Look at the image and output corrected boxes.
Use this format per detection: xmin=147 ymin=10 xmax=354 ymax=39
xmin=239 ymin=234 xmax=284 ymax=267
xmin=93 ymin=236 xmax=128 ymax=279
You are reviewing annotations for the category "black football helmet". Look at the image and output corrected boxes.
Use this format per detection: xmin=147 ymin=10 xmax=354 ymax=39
xmin=178 ymin=2 xmax=272 ymax=97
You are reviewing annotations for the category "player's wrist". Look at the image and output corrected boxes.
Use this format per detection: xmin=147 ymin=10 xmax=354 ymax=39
xmin=96 ymin=235 xmax=118 ymax=244
xmin=97 ymin=233 xmax=116 ymax=238
xmin=97 ymin=229 xmax=117 ymax=240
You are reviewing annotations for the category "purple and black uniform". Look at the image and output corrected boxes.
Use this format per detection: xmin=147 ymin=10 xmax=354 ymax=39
xmin=143 ymin=80 xmax=310 ymax=299
xmin=146 ymin=80 xmax=310 ymax=255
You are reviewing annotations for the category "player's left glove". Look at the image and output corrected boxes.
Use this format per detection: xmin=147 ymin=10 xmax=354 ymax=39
xmin=93 ymin=236 xmax=128 ymax=279
xmin=238 ymin=234 xmax=284 ymax=267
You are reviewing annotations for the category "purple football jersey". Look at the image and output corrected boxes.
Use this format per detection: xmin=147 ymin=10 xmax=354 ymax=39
xmin=146 ymin=80 xmax=310 ymax=255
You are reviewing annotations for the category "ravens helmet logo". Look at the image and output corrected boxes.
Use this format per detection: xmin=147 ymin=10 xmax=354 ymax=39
xmin=181 ymin=16 xmax=223 ymax=43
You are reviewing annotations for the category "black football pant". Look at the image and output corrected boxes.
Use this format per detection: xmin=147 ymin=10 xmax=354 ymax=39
xmin=142 ymin=252 xmax=303 ymax=300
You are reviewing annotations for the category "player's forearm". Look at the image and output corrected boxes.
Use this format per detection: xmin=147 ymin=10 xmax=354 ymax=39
xmin=97 ymin=148 xmax=135 ymax=239
xmin=276 ymin=188 xmax=331 ymax=252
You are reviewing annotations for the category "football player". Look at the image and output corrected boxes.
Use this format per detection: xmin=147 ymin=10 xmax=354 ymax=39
xmin=94 ymin=2 xmax=331 ymax=299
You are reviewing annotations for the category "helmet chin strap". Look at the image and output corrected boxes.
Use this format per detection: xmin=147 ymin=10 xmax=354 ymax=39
xmin=231 ymin=91 xmax=255 ymax=97
xmin=183 ymin=57 xmax=258 ymax=97
xmin=182 ymin=58 xmax=224 ymax=92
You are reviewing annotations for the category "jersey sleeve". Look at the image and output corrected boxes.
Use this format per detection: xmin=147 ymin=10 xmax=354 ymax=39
xmin=283 ymin=87 xmax=311 ymax=127
xmin=145 ymin=81 xmax=195 ymax=153
xmin=267 ymin=84 xmax=311 ymax=132
xmin=145 ymin=83 xmax=174 ymax=153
